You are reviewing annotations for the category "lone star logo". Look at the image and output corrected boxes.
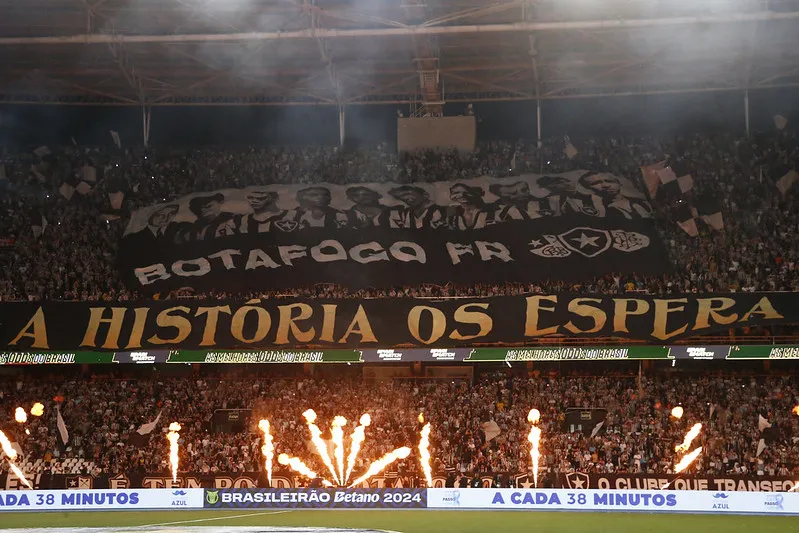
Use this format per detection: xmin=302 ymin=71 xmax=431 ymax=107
xmin=570 ymin=477 xmax=586 ymax=489
xmin=520 ymin=479 xmax=535 ymax=489
xmin=564 ymin=471 xmax=590 ymax=489
xmin=558 ymin=228 xmax=611 ymax=258
xmin=572 ymin=232 xmax=601 ymax=249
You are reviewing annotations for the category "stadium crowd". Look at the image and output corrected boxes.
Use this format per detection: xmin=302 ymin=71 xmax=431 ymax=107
xmin=0 ymin=130 xmax=797 ymax=302
xmin=1 ymin=370 xmax=798 ymax=483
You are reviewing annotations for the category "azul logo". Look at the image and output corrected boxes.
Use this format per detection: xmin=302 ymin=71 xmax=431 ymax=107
xmin=442 ymin=490 xmax=461 ymax=506
xmin=206 ymin=490 xmax=220 ymax=505
xmin=764 ymin=494 xmax=784 ymax=511
xmin=171 ymin=489 xmax=189 ymax=507
xmin=711 ymin=493 xmax=730 ymax=510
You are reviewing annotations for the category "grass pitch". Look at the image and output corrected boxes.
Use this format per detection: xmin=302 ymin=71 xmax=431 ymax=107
xmin=0 ymin=510 xmax=796 ymax=532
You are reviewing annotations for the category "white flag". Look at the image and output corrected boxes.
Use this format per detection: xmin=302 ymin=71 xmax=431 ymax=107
xmin=56 ymin=406 xmax=69 ymax=445
xmin=59 ymin=182 xmax=75 ymax=201
xmin=30 ymin=164 xmax=46 ymax=183
xmin=32 ymin=215 xmax=48 ymax=239
xmin=76 ymin=181 xmax=93 ymax=195
xmin=564 ymin=139 xmax=578 ymax=160
xmin=136 ymin=410 xmax=163 ymax=436
xmin=774 ymin=115 xmax=788 ymax=130
xmin=82 ymin=165 xmax=97 ymax=183
xmin=481 ymin=420 xmax=501 ymax=442
xmin=590 ymin=421 xmax=604 ymax=438
xmin=108 ymin=191 xmax=124 ymax=210
xmin=756 ymin=438 xmax=767 ymax=457
xmin=110 ymin=130 xmax=122 ymax=149
xmin=33 ymin=146 xmax=50 ymax=157
xmin=758 ymin=414 xmax=772 ymax=432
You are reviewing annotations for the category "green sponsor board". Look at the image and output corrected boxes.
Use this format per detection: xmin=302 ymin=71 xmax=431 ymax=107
xmin=727 ymin=345 xmax=799 ymax=359
xmin=2 ymin=345 xmax=799 ymax=364
xmin=168 ymin=350 xmax=363 ymax=364
xmin=0 ymin=352 xmax=112 ymax=364
xmin=467 ymin=346 xmax=671 ymax=362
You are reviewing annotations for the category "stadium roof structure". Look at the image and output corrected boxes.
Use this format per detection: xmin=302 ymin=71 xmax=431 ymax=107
xmin=1 ymin=0 xmax=798 ymax=113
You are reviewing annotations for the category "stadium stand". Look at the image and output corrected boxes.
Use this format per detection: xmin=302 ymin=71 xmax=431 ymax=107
xmin=1 ymin=368 xmax=798 ymax=482
xmin=0 ymin=131 xmax=797 ymax=302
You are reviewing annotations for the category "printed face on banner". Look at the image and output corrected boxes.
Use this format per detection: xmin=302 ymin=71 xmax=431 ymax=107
xmin=123 ymin=171 xmax=649 ymax=236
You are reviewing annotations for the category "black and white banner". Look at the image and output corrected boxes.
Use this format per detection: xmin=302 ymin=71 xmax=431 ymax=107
xmin=3 ymin=472 xmax=797 ymax=493
xmin=119 ymin=171 xmax=669 ymax=292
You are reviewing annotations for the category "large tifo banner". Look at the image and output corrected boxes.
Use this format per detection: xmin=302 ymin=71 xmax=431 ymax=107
xmin=117 ymin=171 xmax=670 ymax=293
xmin=0 ymin=293 xmax=793 ymax=349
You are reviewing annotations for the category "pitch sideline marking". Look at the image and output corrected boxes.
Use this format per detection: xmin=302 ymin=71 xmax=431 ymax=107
xmin=141 ymin=510 xmax=294 ymax=527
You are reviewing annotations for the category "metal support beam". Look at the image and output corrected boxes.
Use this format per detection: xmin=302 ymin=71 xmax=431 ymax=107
xmin=338 ymin=105 xmax=345 ymax=147
xmin=2 ymin=11 xmax=797 ymax=45
xmin=524 ymin=1 xmax=541 ymax=147
xmin=302 ymin=0 xmax=342 ymax=103
xmin=404 ymin=0 xmax=442 ymax=116
xmin=744 ymin=89 xmax=750 ymax=137
xmin=536 ymin=98 xmax=542 ymax=148
xmin=142 ymin=104 xmax=151 ymax=147
xmin=104 ymin=21 xmax=147 ymax=103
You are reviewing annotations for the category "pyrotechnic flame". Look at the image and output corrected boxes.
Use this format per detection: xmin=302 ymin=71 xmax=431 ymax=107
xmin=345 ymin=413 xmax=371 ymax=484
xmin=30 ymin=403 xmax=44 ymax=417
xmin=0 ymin=429 xmax=32 ymax=489
xmin=302 ymin=409 xmax=340 ymax=484
xmin=418 ymin=413 xmax=424 ymax=424
xmin=277 ymin=453 xmax=331 ymax=485
xmin=788 ymin=482 xmax=799 ymax=492
xmin=670 ymin=406 xmax=684 ymax=419
xmin=7 ymin=462 xmax=32 ymax=489
xmin=674 ymin=446 xmax=703 ymax=473
xmin=792 ymin=405 xmax=799 ymax=416
xmin=0 ymin=430 xmax=18 ymax=462
xmin=331 ymin=416 xmax=347 ymax=485
xmin=418 ymin=422 xmax=433 ymax=487
xmin=166 ymin=422 xmax=181 ymax=483
xmin=349 ymin=447 xmax=411 ymax=488
xmin=14 ymin=408 xmax=27 ymax=424
xmin=258 ymin=419 xmax=275 ymax=487
xmin=527 ymin=409 xmax=542 ymax=488
xmin=675 ymin=423 xmax=702 ymax=453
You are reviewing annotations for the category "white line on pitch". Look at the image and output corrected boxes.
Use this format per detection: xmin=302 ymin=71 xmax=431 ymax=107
xmin=141 ymin=510 xmax=294 ymax=527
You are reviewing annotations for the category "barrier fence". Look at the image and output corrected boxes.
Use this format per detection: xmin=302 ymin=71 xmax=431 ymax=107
xmin=1 ymin=488 xmax=797 ymax=514
xmin=2 ymin=344 xmax=799 ymax=365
